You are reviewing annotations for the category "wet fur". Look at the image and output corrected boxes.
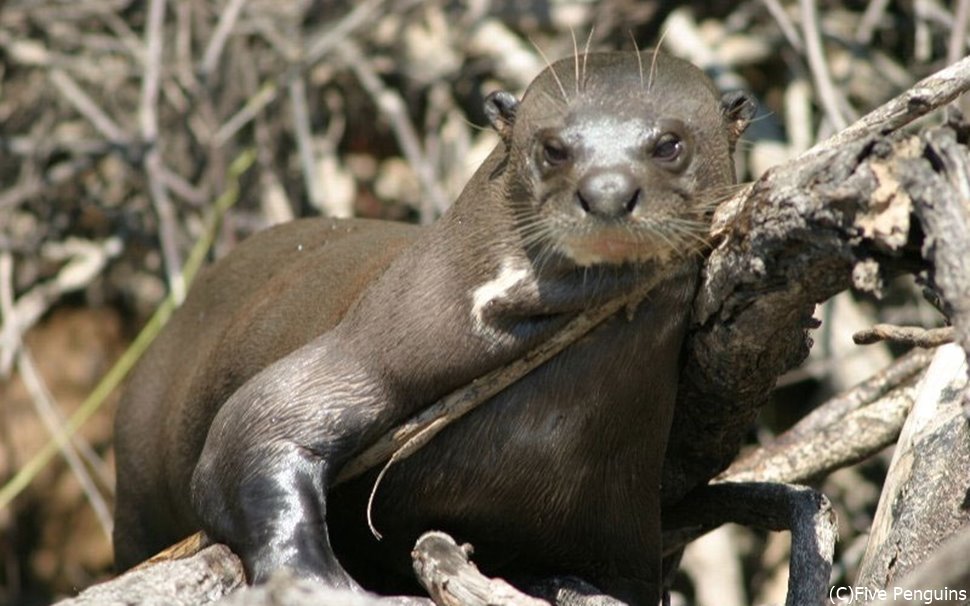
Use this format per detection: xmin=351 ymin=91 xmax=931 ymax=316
xmin=113 ymin=51 xmax=751 ymax=605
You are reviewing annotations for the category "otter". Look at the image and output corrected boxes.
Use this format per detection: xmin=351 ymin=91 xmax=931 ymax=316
xmin=113 ymin=51 xmax=752 ymax=605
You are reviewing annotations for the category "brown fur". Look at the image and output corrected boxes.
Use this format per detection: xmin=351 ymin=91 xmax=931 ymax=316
xmin=113 ymin=51 xmax=751 ymax=605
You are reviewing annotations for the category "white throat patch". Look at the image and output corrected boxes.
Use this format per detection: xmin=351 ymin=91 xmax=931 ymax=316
xmin=471 ymin=257 xmax=535 ymax=340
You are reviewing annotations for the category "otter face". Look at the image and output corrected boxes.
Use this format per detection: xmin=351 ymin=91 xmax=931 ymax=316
xmin=526 ymin=109 xmax=699 ymax=266
xmin=485 ymin=51 xmax=754 ymax=267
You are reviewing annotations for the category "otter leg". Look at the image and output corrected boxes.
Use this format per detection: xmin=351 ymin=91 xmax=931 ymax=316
xmin=189 ymin=343 xmax=396 ymax=591
xmin=192 ymin=441 xmax=357 ymax=587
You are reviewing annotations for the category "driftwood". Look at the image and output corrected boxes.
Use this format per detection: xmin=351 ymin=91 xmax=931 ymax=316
xmin=856 ymin=343 xmax=970 ymax=593
xmin=54 ymin=544 xmax=244 ymax=606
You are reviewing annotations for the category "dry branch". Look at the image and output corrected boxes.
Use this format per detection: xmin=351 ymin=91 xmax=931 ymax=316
xmin=853 ymin=324 xmax=955 ymax=347
xmin=721 ymin=348 xmax=932 ymax=484
xmin=664 ymin=482 xmax=836 ymax=606
xmin=857 ymin=343 xmax=970 ymax=591
xmin=412 ymin=532 xmax=545 ymax=606
xmin=662 ymin=55 xmax=970 ymax=507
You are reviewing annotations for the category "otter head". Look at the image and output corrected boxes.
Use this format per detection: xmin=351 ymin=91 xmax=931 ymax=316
xmin=485 ymin=51 xmax=754 ymax=267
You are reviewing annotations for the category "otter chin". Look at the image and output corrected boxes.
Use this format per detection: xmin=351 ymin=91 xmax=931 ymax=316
xmin=558 ymin=231 xmax=677 ymax=266
xmin=113 ymin=50 xmax=753 ymax=606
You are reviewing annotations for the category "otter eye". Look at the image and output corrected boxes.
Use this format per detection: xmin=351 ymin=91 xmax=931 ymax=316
xmin=541 ymin=138 xmax=570 ymax=166
xmin=653 ymin=134 xmax=682 ymax=162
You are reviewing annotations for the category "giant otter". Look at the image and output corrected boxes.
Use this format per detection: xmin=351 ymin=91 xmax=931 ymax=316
xmin=113 ymin=50 xmax=752 ymax=604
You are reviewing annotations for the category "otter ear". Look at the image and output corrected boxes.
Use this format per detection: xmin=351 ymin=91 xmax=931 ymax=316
xmin=719 ymin=91 xmax=756 ymax=151
xmin=484 ymin=91 xmax=519 ymax=145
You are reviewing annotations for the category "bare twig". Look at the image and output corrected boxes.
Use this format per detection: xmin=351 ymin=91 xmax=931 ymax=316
xmin=947 ymin=0 xmax=970 ymax=66
xmin=807 ymin=54 xmax=970 ymax=156
xmin=855 ymin=0 xmax=892 ymax=45
xmin=140 ymin=0 xmax=186 ymax=304
xmin=412 ymin=532 xmax=547 ymax=606
xmin=337 ymin=40 xmax=449 ymax=221
xmin=721 ymin=379 xmax=917 ymax=484
xmin=759 ymin=0 xmax=804 ymax=52
xmin=337 ymin=265 xmax=674 ymax=484
xmin=947 ymin=0 xmax=970 ymax=116
xmin=200 ymin=0 xmax=249 ymax=77
xmin=0 ymin=254 xmax=17 ymax=379
xmin=287 ymin=76 xmax=325 ymax=211
xmin=853 ymin=324 xmax=955 ymax=347
xmin=48 ymin=69 xmax=129 ymax=145
xmin=799 ymin=0 xmax=853 ymax=132
xmin=16 ymin=348 xmax=113 ymax=541
xmin=213 ymin=0 xmax=390 ymax=146
xmin=0 ymin=238 xmax=123 ymax=378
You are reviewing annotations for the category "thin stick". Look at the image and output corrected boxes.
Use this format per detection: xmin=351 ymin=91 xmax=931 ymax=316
xmin=947 ymin=0 xmax=970 ymax=116
xmin=806 ymin=54 xmax=970 ymax=156
xmin=337 ymin=41 xmax=449 ymax=221
xmin=213 ymin=0 xmax=393 ymax=146
xmin=140 ymin=0 xmax=186 ymax=304
xmin=48 ymin=69 xmax=128 ymax=145
xmin=0 ymin=254 xmax=16 ymax=378
xmin=760 ymin=0 xmax=804 ymax=52
xmin=0 ymin=150 xmax=257 ymax=512
xmin=18 ymin=348 xmax=113 ymax=540
xmin=340 ymin=266 xmax=672 ymax=486
xmin=855 ymin=0 xmax=892 ymax=45
xmin=0 ymin=238 xmax=122 ymax=377
xmin=287 ymin=76 xmax=325 ymax=211
xmin=200 ymin=0 xmax=249 ymax=76
xmin=799 ymin=0 xmax=852 ymax=132
xmin=853 ymin=324 xmax=955 ymax=348
xmin=948 ymin=0 xmax=970 ymax=65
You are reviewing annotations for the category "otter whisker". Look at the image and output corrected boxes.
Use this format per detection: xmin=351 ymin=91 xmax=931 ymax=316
xmin=628 ymin=30 xmax=644 ymax=88
xmin=582 ymin=27 xmax=595 ymax=92
xmin=571 ymin=29 xmax=580 ymax=96
xmin=664 ymin=221 xmax=711 ymax=252
xmin=671 ymin=221 xmax=714 ymax=252
xmin=643 ymin=222 xmax=680 ymax=261
xmin=530 ymin=38 xmax=569 ymax=103
xmin=647 ymin=26 xmax=671 ymax=91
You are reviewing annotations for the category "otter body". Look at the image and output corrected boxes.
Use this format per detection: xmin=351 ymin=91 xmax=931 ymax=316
xmin=114 ymin=51 xmax=750 ymax=604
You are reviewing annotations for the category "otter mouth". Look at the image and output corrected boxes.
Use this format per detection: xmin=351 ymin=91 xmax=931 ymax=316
xmin=559 ymin=232 xmax=671 ymax=266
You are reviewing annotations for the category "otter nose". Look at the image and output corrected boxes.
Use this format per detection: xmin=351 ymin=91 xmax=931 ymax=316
xmin=576 ymin=170 xmax=641 ymax=218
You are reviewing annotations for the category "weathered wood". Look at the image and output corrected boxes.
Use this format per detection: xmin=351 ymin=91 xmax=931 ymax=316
xmin=721 ymin=348 xmax=931 ymax=484
xmin=215 ymin=572 xmax=423 ymax=606
xmin=908 ymin=125 xmax=970 ymax=365
xmin=867 ymin=525 xmax=970 ymax=606
xmin=662 ymin=121 xmax=969 ymax=503
xmin=54 ymin=545 xmax=244 ymax=606
xmin=856 ymin=343 xmax=970 ymax=590
xmin=411 ymin=532 xmax=548 ymax=606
